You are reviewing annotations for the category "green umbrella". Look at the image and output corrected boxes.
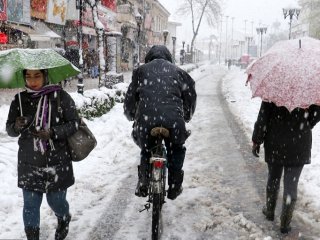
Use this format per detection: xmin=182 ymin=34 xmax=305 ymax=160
xmin=0 ymin=48 xmax=80 ymax=88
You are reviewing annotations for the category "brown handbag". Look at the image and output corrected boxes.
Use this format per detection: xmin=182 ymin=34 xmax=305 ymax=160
xmin=57 ymin=91 xmax=97 ymax=161
xmin=67 ymin=118 xmax=97 ymax=161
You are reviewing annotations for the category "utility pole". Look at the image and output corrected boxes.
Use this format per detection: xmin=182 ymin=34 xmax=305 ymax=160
xmin=76 ymin=0 xmax=84 ymax=94
xmin=231 ymin=17 xmax=234 ymax=59
xmin=225 ymin=16 xmax=229 ymax=61
xmin=219 ymin=17 xmax=223 ymax=64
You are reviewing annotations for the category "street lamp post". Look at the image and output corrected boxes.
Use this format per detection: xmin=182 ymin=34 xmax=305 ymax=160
xmin=256 ymin=26 xmax=267 ymax=57
xmin=245 ymin=36 xmax=253 ymax=55
xmin=180 ymin=41 xmax=185 ymax=65
xmin=134 ymin=13 xmax=143 ymax=68
xmin=283 ymin=8 xmax=301 ymax=39
xmin=209 ymin=35 xmax=213 ymax=60
xmin=239 ymin=40 xmax=245 ymax=56
xmin=225 ymin=15 xmax=229 ymax=61
xmin=163 ymin=30 xmax=169 ymax=45
xmin=75 ymin=0 xmax=84 ymax=94
xmin=219 ymin=18 xmax=223 ymax=64
xmin=231 ymin=17 xmax=234 ymax=59
xmin=172 ymin=36 xmax=176 ymax=64
xmin=233 ymin=44 xmax=239 ymax=60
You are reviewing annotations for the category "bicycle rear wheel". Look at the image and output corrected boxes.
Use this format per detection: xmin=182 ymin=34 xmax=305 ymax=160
xmin=152 ymin=193 xmax=163 ymax=240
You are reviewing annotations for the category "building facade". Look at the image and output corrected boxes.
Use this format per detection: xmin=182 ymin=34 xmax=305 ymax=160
xmin=0 ymin=0 xmax=180 ymax=71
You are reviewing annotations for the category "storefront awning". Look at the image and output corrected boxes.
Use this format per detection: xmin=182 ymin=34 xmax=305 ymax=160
xmin=7 ymin=21 xmax=61 ymax=42
xmin=29 ymin=20 xmax=61 ymax=42
xmin=7 ymin=23 xmax=35 ymax=35
xmin=29 ymin=35 xmax=51 ymax=42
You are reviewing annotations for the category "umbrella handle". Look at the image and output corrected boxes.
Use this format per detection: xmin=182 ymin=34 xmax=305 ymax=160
xmin=18 ymin=92 xmax=23 ymax=116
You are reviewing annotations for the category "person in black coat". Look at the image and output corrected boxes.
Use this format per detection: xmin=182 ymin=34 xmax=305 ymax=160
xmin=252 ymin=101 xmax=320 ymax=234
xmin=6 ymin=69 xmax=79 ymax=240
xmin=124 ymin=45 xmax=197 ymax=200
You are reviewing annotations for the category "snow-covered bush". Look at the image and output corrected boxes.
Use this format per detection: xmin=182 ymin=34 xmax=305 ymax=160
xmin=70 ymin=83 xmax=128 ymax=119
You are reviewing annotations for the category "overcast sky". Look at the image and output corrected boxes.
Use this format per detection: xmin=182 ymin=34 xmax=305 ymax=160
xmin=158 ymin=0 xmax=300 ymax=44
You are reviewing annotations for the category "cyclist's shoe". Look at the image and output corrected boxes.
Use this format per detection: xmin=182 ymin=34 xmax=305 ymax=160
xmin=135 ymin=181 xmax=148 ymax=197
xmin=167 ymin=169 xmax=184 ymax=200
xmin=167 ymin=184 xmax=183 ymax=200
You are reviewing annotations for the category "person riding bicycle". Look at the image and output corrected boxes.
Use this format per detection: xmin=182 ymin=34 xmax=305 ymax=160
xmin=124 ymin=45 xmax=197 ymax=200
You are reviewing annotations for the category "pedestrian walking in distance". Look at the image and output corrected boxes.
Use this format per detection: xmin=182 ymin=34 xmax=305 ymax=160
xmin=252 ymin=101 xmax=320 ymax=234
xmin=124 ymin=45 xmax=197 ymax=200
xmin=6 ymin=69 xmax=80 ymax=240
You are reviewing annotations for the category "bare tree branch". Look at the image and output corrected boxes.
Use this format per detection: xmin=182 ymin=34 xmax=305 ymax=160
xmin=176 ymin=0 xmax=221 ymax=61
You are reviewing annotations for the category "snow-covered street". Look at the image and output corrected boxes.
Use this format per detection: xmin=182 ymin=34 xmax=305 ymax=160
xmin=1 ymin=63 xmax=320 ymax=239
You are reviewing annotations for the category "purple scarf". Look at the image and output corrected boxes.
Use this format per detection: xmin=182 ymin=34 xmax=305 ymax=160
xmin=29 ymin=85 xmax=62 ymax=98
xmin=27 ymin=85 xmax=62 ymax=153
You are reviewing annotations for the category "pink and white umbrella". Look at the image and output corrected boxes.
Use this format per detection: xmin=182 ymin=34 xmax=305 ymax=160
xmin=246 ymin=37 xmax=320 ymax=112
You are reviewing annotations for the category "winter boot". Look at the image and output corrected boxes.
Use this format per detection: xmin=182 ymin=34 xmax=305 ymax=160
xmin=25 ymin=226 xmax=40 ymax=240
xmin=135 ymin=165 xmax=148 ymax=197
xmin=280 ymin=198 xmax=296 ymax=234
xmin=167 ymin=170 xmax=184 ymax=200
xmin=55 ymin=214 xmax=71 ymax=240
xmin=262 ymin=190 xmax=278 ymax=221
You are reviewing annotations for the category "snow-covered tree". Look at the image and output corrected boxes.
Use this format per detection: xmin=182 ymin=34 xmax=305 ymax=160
xmin=82 ymin=0 xmax=106 ymax=87
xmin=177 ymin=0 xmax=221 ymax=62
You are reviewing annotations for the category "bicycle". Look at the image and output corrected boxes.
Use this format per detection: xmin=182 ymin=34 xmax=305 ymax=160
xmin=139 ymin=127 xmax=169 ymax=240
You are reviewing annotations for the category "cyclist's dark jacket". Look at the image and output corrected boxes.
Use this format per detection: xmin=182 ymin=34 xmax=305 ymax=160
xmin=6 ymin=90 xmax=78 ymax=193
xmin=124 ymin=45 xmax=197 ymax=147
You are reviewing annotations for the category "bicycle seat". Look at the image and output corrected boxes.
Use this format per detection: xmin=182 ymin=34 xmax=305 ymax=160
xmin=150 ymin=127 xmax=170 ymax=138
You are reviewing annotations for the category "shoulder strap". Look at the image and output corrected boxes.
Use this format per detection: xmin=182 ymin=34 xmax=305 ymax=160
xmin=56 ymin=90 xmax=63 ymax=118
xmin=18 ymin=92 xmax=23 ymax=116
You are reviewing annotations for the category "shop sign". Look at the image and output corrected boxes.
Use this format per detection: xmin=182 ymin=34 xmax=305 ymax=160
xmin=7 ymin=0 xmax=31 ymax=24
xmin=65 ymin=0 xmax=78 ymax=20
xmin=46 ymin=0 xmax=67 ymax=25
xmin=0 ymin=32 xmax=8 ymax=44
xmin=98 ymin=8 xmax=108 ymax=30
xmin=144 ymin=14 xmax=152 ymax=29
xmin=0 ymin=0 xmax=7 ymax=21
xmin=31 ymin=0 xmax=48 ymax=20
xmin=100 ymin=0 xmax=116 ymax=11
xmin=98 ymin=6 xmax=116 ymax=31
xmin=7 ymin=0 xmax=23 ymax=23
xmin=66 ymin=40 xmax=88 ymax=49
xmin=82 ymin=7 xmax=94 ymax=27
